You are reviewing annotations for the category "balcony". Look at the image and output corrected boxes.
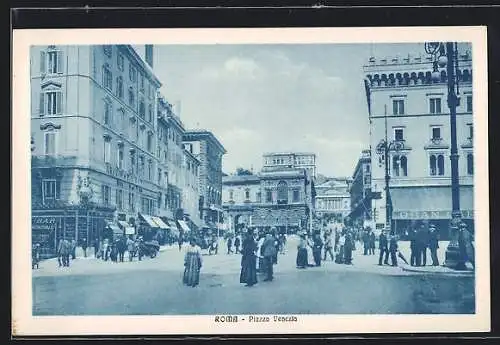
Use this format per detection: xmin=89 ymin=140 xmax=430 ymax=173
xmin=31 ymin=155 xmax=80 ymax=168
xmin=424 ymin=137 xmax=449 ymax=150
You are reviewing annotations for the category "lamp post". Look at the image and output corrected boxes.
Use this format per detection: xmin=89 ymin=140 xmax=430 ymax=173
xmin=425 ymin=41 xmax=464 ymax=269
xmin=375 ymin=110 xmax=404 ymax=236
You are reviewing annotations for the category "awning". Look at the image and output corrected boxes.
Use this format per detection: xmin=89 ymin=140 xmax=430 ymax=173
xmin=160 ymin=217 xmax=178 ymax=230
xmin=151 ymin=216 xmax=170 ymax=230
xmin=178 ymin=220 xmax=191 ymax=232
xmin=106 ymin=223 xmax=123 ymax=234
xmin=390 ymin=186 xmax=474 ymax=220
xmin=118 ymin=221 xmax=130 ymax=228
xmin=118 ymin=221 xmax=135 ymax=234
xmin=139 ymin=213 xmax=159 ymax=228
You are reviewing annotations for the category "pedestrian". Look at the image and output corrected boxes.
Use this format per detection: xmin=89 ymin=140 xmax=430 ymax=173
xmin=178 ymin=235 xmax=183 ymax=252
xmin=57 ymin=239 xmax=63 ymax=267
xmin=312 ymin=232 xmax=323 ymax=267
xmin=240 ymin=227 xmax=258 ymax=287
xmin=344 ymin=230 xmax=353 ymax=265
xmin=261 ymin=232 xmax=277 ymax=281
xmin=81 ymin=238 xmax=88 ymax=258
xmin=335 ymin=231 xmax=346 ymax=264
xmin=234 ymin=235 xmax=241 ymax=254
xmin=323 ymin=231 xmax=334 ymax=261
xmin=428 ymin=223 xmax=440 ymax=266
xmin=59 ymin=239 xmax=71 ymax=267
xmin=183 ymin=237 xmax=203 ymax=287
xmin=378 ymin=230 xmax=389 ymax=265
xmin=117 ymin=237 xmax=126 ymax=262
xmin=362 ymin=229 xmax=370 ymax=255
xmin=416 ymin=223 xmax=429 ymax=266
xmin=102 ymin=239 xmax=109 ymax=261
xmin=409 ymin=226 xmax=418 ymax=266
xmin=127 ymin=236 xmax=135 ymax=261
xmin=368 ymin=229 xmax=376 ymax=255
xmin=389 ymin=234 xmax=399 ymax=267
xmin=137 ymin=237 xmax=144 ymax=261
xmin=256 ymin=234 xmax=266 ymax=273
xmin=32 ymin=243 xmax=41 ymax=269
xmin=94 ymin=238 xmax=100 ymax=258
xmin=110 ymin=241 xmax=118 ymax=263
xmin=458 ymin=222 xmax=475 ymax=269
xmin=296 ymin=233 xmax=309 ymax=269
xmin=227 ymin=236 xmax=233 ymax=254
xmin=71 ymin=239 xmax=77 ymax=260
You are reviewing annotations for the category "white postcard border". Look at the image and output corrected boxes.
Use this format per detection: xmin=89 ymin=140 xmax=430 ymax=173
xmin=12 ymin=26 xmax=490 ymax=335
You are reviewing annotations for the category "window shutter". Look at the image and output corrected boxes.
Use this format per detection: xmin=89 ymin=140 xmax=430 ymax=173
xmin=39 ymin=93 xmax=45 ymax=116
xmin=56 ymin=92 xmax=62 ymax=114
xmin=40 ymin=51 xmax=46 ymax=74
xmin=57 ymin=51 xmax=64 ymax=73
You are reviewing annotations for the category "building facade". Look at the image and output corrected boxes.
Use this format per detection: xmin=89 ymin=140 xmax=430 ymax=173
xmin=222 ymin=155 xmax=316 ymax=235
xmin=262 ymin=152 xmax=317 ymax=179
xmin=314 ymin=178 xmax=351 ymax=224
xmin=363 ymin=44 xmax=474 ymax=239
xmin=348 ymin=150 xmax=373 ymax=229
xmin=183 ymin=130 xmax=227 ymax=231
xmin=30 ymin=44 xmax=169 ymax=256
xmin=181 ymin=148 xmax=201 ymax=229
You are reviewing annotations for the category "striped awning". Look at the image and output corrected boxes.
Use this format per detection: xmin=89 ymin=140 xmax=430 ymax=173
xmin=151 ymin=216 xmax=170 ymax=229
xmin=139 ymin=214 xmax=159 ymax=228
xmin=178 ymin=220 xmax=191 ymax=232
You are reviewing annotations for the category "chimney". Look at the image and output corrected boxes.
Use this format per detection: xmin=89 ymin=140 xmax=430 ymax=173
xmin=145 ymin=45 xmax=154 ymax=68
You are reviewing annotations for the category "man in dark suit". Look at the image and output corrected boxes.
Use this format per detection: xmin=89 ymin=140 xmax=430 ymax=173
xmin=261 ymin=232 xmax=277 ymax=281
xmin=416 ymin=223 xmax=429 ymax=266
xmin=428 ymin=223 xmax=440 ymax=266
xmin=378 ymin=230 xmax=389 ymax=266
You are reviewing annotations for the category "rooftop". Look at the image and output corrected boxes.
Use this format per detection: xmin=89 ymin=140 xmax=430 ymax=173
xmin=184 ymin=129 xmax=227 ymax=154
xmin=222 ymin=174 xmax=260 ymax=184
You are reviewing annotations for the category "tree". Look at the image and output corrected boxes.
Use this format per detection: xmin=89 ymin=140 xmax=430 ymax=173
xmin=236 ymin=167 xmax=253 ymax=176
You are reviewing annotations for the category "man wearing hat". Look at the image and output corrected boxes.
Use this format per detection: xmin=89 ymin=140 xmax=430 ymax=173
xmin=428 ymin=223 xmax=440 ymax=266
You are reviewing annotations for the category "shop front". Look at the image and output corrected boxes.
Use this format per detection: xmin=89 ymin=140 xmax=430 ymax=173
xmin=160 ymin=217 xmax=179 ymax=243
xmin=151 ymin=216 xmax=170 ymax=244
xmin=32 ymin=202 xmax=116 ymax=259
xmin=177 ymin=219 xmax=191 ymax=240
xmin=138 ymin=213 xmax=160 ymax=241
xmin=390 ymin=186 xmax=474 ymax=240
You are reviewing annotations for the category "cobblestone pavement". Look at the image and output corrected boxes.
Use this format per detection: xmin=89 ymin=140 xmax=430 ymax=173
xmin=32 ymin=237 xmax=475 ymax=315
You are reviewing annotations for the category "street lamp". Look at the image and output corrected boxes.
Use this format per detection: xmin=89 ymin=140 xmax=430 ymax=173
xmin=375 ymin=113 xmax=404 ymax=236
xmin=425 ymin=42 xmax=465 ymax=269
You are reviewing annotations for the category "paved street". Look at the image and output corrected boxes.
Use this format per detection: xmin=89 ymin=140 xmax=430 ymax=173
xmin=32 ymin=237 xmax=475 ymax=315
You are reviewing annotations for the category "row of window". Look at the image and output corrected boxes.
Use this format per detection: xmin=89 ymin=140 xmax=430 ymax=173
xmin=102 ymin=45 xmax=156 ymax=100
xmin=265 ymin=156 xmax=314 ymax=166
xmin=391 ymin=95 xmax=472 ymax=116
xmin=385 ymin=152 xmax=474 ymax=177
xmin=390 ymin=124 xmax=473 ymax=143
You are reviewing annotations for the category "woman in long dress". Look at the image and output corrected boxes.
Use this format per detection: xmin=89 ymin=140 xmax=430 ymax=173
xmin=240 ymin=228 xmax=258 ymax=287
xmin=296 ymin=233 xmax=308 ymax=269
xmin=183 ymin=238 xmax=203 ymax=287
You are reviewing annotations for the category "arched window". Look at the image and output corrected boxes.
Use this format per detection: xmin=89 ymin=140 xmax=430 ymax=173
xmin=467 ymin=153 xmax=474 ymax=175
xmin=437 ymin=154 xmax=445 ymax=176
xmin=277 ymin=180 xmax=288 ymax=204
xmin=245 ymin=188 xmax=250 ymax=200
xmin=392 ymin=155 xmax=400 ymax=177
xmin=400 ymin=155 xmax=408 ymax=176
xmin=102 ymin=64 xmax=113 ymax=91
xmin=392 ymin=155 xmax=408 ymax=177
xmin=148 ymin=104 xmax=153 ymax=123
xmin=429 ymin=155 xmax=437 ymax=176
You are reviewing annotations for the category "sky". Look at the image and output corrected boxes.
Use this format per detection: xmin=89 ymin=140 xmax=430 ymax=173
xmin=134 ymin=43 xmax=430 ymax=177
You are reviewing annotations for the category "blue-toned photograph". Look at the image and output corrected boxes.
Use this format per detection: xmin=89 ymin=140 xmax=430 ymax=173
xmin=30 ymin=42 xmax=475 ymax=316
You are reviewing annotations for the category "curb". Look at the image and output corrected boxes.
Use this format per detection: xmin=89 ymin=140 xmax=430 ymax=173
xmin=401 ymin=266 xmax=474 ymax=276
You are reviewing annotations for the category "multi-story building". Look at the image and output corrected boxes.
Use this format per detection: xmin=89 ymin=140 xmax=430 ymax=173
xmin=348 ymin=150 xmax=373 ymax=228
xmin=181 ymin=148 xmax=201 ymax=230
xmin=222 ymin=154 xmax=316 ymax=235
xmin=363 ymin=44 xmax=474 ymax=238
xmin=262 ymin=152 xmax=317 ymax=179
xmin=314 ymin=178 xmax=351 ymax=224
xmin=30 ymin=44 xmax=167 ymax=256
xmin=183 ymin=130 xmax=227 ymax=232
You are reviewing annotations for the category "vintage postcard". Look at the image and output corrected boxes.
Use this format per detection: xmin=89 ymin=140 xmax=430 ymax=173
xmin=12 ymin=26 xmax=490 ymax=335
